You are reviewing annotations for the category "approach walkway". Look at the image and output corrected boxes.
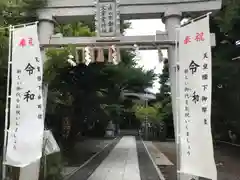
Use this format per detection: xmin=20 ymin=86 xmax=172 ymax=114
xmin=87 ymin=136 xmax=141 ymax=180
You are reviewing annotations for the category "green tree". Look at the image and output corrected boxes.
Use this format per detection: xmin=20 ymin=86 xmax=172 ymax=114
xmin=132 ymin=102 xmax=166 ymax=139
xmin=156 ymin=59 xmax=174 ymax=138
xmin=133 ymin=103 xmax=159 ymax=122
xmin=210 ymin=0 xmax=240 ymax=141
xmin=43 ymin=21 xmax=156 ymax=148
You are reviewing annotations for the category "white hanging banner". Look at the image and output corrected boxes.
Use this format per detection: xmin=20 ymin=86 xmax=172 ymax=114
xmin=178 ymin=15 xmax=217 ymax=180
xmin=6 ymin=23 xmax=44 ymax=167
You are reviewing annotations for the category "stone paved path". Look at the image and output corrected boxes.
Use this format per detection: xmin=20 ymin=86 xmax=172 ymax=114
xmin=87 ymin=136 xmax=141 ymax=180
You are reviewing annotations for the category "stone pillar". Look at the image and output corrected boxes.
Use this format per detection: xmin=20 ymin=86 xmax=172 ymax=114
xmin=37 ymin=10 xmax=55 ymax=63
xmin=163 ymin=9 xmax=199 ymax=180
xmin=163 ymin=8 xmax=181 ymax=143
xmin=38 ymin=11 xmax=55 ymax=45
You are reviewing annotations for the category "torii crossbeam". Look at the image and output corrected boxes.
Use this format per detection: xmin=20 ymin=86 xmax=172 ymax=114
xmin=42 ymin=33 xmax=216 ymax=49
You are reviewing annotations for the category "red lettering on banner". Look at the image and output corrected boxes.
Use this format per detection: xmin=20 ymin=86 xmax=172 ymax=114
xmin=184 ymin=36 xmax=191 ymax=44
xmin=19 ymin=38 xmax=27 ymax=47
xmin=28 ymin=37 xmax=33 ymax=46
xmin=195 ymin=32 xmax=205 ymax=42
xmin=19 ymin=37 xmax=34 ymax=47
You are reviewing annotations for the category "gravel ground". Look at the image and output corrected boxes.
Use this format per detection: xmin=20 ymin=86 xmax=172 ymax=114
xmin=63 ymin=137 xmax=120 ymax=180
xmin=65 ymin=138 xmax=117 ymax=166
xmin=153 ymin=141 xmax=240 ymax=180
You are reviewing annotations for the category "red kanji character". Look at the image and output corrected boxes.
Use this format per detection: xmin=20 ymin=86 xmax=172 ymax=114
xmin=19 ymin=38 xmax=26 ymax=47
xmin=184 ymin=36 xmax=191 ymax=44
xmin=28 ymin=37 xmax=33 ymax=46
xmin=195 ymin=32 xmax=204 ymax=42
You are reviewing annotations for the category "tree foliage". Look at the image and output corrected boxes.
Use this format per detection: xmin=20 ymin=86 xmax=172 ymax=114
xmin=156 ymin=59 xmax=174 ymax=138
xmin=43 ymin=21 xmax=156 ymax=147
xmin=132 ymin=103 xmax=160 ymax=123
xmin=210 ymin=0 xmax=240 ymax=141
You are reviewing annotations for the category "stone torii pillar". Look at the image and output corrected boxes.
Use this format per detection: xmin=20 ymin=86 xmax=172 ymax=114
xmin=38 ymin=12 xmax=55 ymax=45
xmin=163 ymin=8 xmax=181 ymax=143
xmin=163 ymin=9 xmax=199 ymax=180
xmin=38 ymin=11 xmax=55 ymax=63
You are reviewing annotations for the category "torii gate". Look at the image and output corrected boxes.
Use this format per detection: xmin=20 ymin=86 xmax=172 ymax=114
xmin=36 ymin=0 xmax=222 ymax=179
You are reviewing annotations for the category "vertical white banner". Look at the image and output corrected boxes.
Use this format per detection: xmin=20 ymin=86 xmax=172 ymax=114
xmin=178 ymin=16 xmax=217 ymax=180
xmin=6 ymin=24 xmax=44 ymax=167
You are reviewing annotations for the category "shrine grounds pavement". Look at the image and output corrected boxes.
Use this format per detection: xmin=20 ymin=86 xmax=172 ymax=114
xmin=63 ymin=136 xmax=240 ymax=180
xmin=64 ymin=136 xmax=163 ymax=180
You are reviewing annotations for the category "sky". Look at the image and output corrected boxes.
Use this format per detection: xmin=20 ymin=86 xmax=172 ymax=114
xmin=125 ymin=19 xmax=168 ymax=94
